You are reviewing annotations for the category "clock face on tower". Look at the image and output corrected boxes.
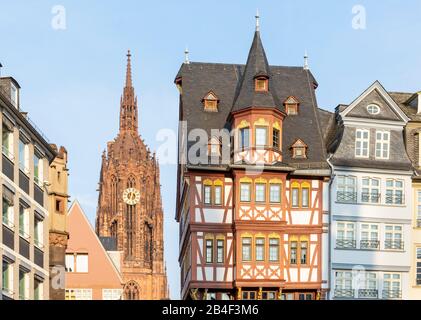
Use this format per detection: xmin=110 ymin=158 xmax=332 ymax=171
xmin=123 ymin=188 xmax=141 ymax=206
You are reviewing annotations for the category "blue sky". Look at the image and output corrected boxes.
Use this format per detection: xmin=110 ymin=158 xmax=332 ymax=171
xmin=1 ymin=0 xmax=421 ymax=299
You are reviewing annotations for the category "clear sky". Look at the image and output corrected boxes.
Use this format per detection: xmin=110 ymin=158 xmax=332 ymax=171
xmin=1 ymin=0 xmax=421 ymax=299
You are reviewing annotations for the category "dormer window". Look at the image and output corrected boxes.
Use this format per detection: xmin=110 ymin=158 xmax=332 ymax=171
xmin=291 ymin=139 xmax=308 ymax=159
xmin=203 ymin=91 xmax=219 ymax=112
xmin=254 ymin=75 xmax=269 ymax=92
xmin=284 ymin=96 xmax=300 ymax=115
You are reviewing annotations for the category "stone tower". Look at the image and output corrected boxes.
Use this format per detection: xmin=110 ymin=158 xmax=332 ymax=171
xmin=95 ymin=51 xmax=168 ymax=300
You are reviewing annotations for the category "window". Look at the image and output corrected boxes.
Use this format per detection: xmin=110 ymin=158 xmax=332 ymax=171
xmin=240 ymin=183 xmax=251 ymax=202
xmin=291 ymin=139 xmax=308 ymax=159
xmin=269 ymin=184 xmax=281 ymax=203
xmin=216 ymin=239 xmax=224 ymax=264
xmin=291 ymin=187 xmax=299 ymax=208
xmin=367 ymin=104 xmax=380 ymax=115
xmin=34 ymin=278 xmax=43 ymax=300
xmin=65 ymin=289 xmax=92 ymax=300
xmin=336 ymin=222 xmax=356 ymax=248
xmin=203 ymin=185 xmax=212 ymax=205
xmin=355 ymin=129 xmax=369 ymax=158
xmin=2 ymin=125 xmax=13 ymax=159
xmin=19 ymin=269 xmax=29 ymax=300
xmin=337 ymin=176 xmax=357 ymax=203
xmin=383 ymin=274 xmax=401 ymax=299
xmin=255 ymin=183 xmax=266 ymax=202
xmin=2 ymin=195 xmax=14 ymax=229
xmin=255 ymin=237 xmax=265 ymax=261
xmin=335 ymin=271 xmax=353 ymax=298
xmin=2 ymin=260 xmax=13 ymax=296
xmin=19 ymin=204 xmax=29 ymax=239
xmin=301 ymin=186 xmax=309 ymax=208
xmin=273 ymin=128 xmax=280 ymax=149
xmin=290 ymin=241 xmax=297 ymax=264
xmin=284 ymin=96 xmax=300 ymax=115
xmin=206 ymin=239 xmax=213 ymax=263
xmin=361 ymin=178 xmax=380 ymax=203
xmin=375 ymin=131 xmax=390 ymax=159
xmin=255 ymin=127 xmax=267 ymax=147
xmin=19 ymin=139 xmax=29 ymax=173
xmin=34 ymin=217 xmax=43 ymax=248
xmin=102 ymin=289 xmax=123 ymax=300
xmin=239 ymin=128 xmax=250 ymax=150
xmin=386 ymin=179 xmax=404 ymax=205
xmin=385 ymin=225 xmax=403 ymax=250
xmin=262 ymin=291 xmax=277 ymax=300
xmin=360 ymin=224 xmax=379 ymax=249
xmin=300 ymin=241 xmax=308 ymax=264
xmin=242 ymin=291 xmax=256 ymax=300
xmin=242 ymin=237 xmax=252 ymax=261
xmin=269 ymin=238 xmax=279 ymax=261
xmin=363 ymin=273 xmax=378 ymax=295
xmin=214 ymin=186 xmax=222 ymax=205
xmin=203 ymin=91 xmax=218 ymax=112
xmin=65 ymin=253 xmax=88 ymax=272
xmin=255 ymin=78 xmax=268 ymax=92
xmin=33 ymin=154 xmax=43 ymax=185
xmin=298 ymin=293 xmax=314 ymax=300
xmin=55 ymin=199 xmax=64 ymax=213
xmin=76 ymin=253 xmax=88 ymax=272
xmin=416 ymin=248 xmax=421 ymax=286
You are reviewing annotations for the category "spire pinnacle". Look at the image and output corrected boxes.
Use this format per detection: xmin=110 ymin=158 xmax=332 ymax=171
xmin=125 ymin=49 xmax=132 ymax=87
xmin=255 ymin=9 xmax=260 ymax=32
xmin=184 ymin=47 xmax=190 ymax=64
xmin=304 ymin=50 xmax=309 ymax=70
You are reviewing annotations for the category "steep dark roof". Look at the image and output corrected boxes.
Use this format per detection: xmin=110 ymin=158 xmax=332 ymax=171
xmin=231 ymin=31 xmax=281 ymax=113
xmin=389 ymin=92 xmax=421 ymax=121
xmin=176 ymin=62 xmax=327 ymax=169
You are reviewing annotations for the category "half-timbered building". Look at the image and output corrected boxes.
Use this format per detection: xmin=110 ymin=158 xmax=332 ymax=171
xmin=175 ymin=16 xmax=330 ymax=300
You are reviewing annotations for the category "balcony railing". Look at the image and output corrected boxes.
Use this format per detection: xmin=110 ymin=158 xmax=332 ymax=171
xmin=385 ymin=194 xmax=404 ymax=205
xmin=334 ymin=289 xmax=355 ymax=298
xmin=382 ymin=290 xmax=402 ymax=299
xmin=337 ymin=191 xmax=357 ymax=203
xmin=358 ymin=289 xmax=378 ymax=299
xmin=361 ymin=192 xmax=380 ymax=203
xmin=336 ymin=239 xmax=357 ymax=249
xmin=360 ymin=240 xmax=380 ymax=250
xmin=385 ymin=240 xmax=404 ymax=250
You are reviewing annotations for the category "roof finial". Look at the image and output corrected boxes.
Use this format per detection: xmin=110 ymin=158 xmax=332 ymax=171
xmin=125 ymin=49 xmax=132 ymax=87
xmin=255 ymin=9 xmax=260 ymax=32
xmin=184 ymin=47 xmax=190 ymax=64
xmin=304 ymin=50 xmax=309 ymax=70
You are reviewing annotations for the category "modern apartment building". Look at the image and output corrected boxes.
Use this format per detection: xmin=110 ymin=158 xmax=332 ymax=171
xmin=324 ymin=81 xmax=413 ymax=300
xmin=0 ymin=72 xmax=60 ymax=300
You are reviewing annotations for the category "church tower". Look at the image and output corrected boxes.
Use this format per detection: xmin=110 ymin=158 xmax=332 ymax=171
xmin=95 ymin=51 xmax=168 ymax=300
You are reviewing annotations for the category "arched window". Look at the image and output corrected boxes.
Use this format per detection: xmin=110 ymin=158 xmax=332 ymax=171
xmin=124 ymin=281 xmax=140 ymax=300
xmin=127 ymin=175 xmax=136 ymax=188
xmin=111 ymin=176 xmax=118 ymax=214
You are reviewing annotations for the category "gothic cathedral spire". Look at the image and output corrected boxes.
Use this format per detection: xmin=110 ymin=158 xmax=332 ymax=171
xmin=120 ymin=50 xmax=138 ymax=133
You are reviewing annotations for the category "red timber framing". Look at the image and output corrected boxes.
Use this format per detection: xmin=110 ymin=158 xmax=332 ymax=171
xmin=178 ymin=168 xmax=325 ymax=300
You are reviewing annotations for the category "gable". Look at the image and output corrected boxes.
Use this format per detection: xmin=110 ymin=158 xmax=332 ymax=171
xmin=341 ymin=81 xmax=409 ymax=123
xmin=284 ymin=96 xmax=300 ymax=105
xmin=291 ymin=139 xmax=307 ymax=148
xmin=66 ymin=201 xmax=122 ymax=288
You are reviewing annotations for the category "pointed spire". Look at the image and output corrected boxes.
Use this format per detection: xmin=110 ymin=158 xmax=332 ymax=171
xmin=231 ymin=22 xmax=280 ymax=113
xmin=120 ymin=50 xmax=138 ymax=133
xmin=125 ymin=50 xmax=132 ymax=88
xmin=184 ymin=47 xmax=190 ymax=64
xmin=255 ymin=9 xmax=260 ymax=32
xmin=304 ymin=50 xmax=309 ymax=70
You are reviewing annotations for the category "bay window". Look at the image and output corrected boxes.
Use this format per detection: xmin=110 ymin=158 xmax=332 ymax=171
xmin=239 ymin=127 xmax=250 ymax=150
xmin=272 ymin=128 xmax=280 ymax=149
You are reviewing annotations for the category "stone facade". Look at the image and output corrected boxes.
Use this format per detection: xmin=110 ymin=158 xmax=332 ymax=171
xmin=95 ymin=52 xmax=168 ymax=300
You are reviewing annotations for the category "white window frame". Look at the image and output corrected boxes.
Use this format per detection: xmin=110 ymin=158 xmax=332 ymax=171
xmin=2 ymin=260 xmax=14 ymax=297
xmin=355 ymin=129 xmax=370 ymax=158
xmin=384 ymin=225 xmax=403 ymax=250
xmin=337 ymin=222 xmax=356 ymax=241
xmin=203 ymin=185 xmax=212 ymax=205
xmin=269 ymin=238 xmax=279 ymax=262
xmin=416 ymin=247 xmax=421 ymax=286
xmin=367 ymin=104 xmax=380 ymax=115
xmin=2 ymin=127 xmax=14 ymax=160
xmin=214 ymin=185 xmax=222 ymax=206
xmin=383 ymin=273 xmax=401 ymax=297
xmin=65 ymin=253 xmax=75 ymax=272
xmin=19 ymin=269 xmax=30 ymax=300
xmin=360 ymin=223 xmax=379 ymax=249
xmin=240 ymin=183 xmax=251 ymax=202
xmin=255 ymin=183 xmax=266 ymax=202
xmin=102 ymin=288 xmax=123 ymax=300
xmin=33 ymin=154 xmax=44 ymax=186
xmin=255 ymin=237 xmax=265 ymax=261
xmin=375 ymin=131 xmax=390 ymax=159
xmin=361 ymin=177 xmax=380 ymax=203
xmin=18 ymin=139 xmax=30 ymax=174
xmin=34 ymin=217 xmax=44 ymax=248
xmin=19 ymin=204 xmax=30 ymax=239
xmin=269 ymin=184 xmax=281 ymax=203
xmin=385 ymin=179 xmax=404 ymax=205
xmin=337 ymin=176 xmax=357 ymax=202
xmin=255 ymin=127 xmax=268 ymax=148
xmin=75 ymin=253 xmax=89 ymax=272
xmin=334 ymin=271 xmax=353 ymax=297
xmin=417 ymin=190 xmax=421 ymax=228
xmin=2 ymin=197 xmax=14 ymax=229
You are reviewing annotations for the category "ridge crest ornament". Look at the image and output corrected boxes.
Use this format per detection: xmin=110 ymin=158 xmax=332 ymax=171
xmin=123 ymin=187 xmax=140 ymax=205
